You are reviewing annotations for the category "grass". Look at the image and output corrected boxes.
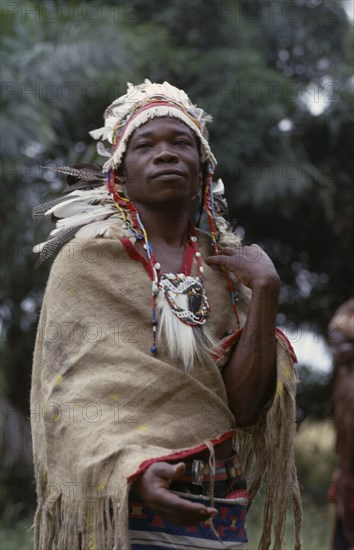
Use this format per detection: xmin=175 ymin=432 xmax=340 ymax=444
xmin=294 ymin=419 xmax=337 ymax=504
xmin=0 ymin=519 xmax=33 ymax=550
xmin=247 ymin=492 xmax=333 ymax=549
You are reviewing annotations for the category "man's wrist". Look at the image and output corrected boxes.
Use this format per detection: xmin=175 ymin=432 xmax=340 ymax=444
xmin=250 ymin=276 xmax=280 ymax=295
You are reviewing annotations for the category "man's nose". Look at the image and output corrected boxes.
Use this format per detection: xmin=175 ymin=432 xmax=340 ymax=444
xmin=153 ymin=146 xmax=178 ymax=163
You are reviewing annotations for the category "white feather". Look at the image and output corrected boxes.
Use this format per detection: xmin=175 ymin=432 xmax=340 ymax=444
xmin=75 ymin=219 xmax=120 ymax=240
xmin=33 ymin=216 xmax=123 ymax=254
xmin=88 ymin=126 xmax=112 ymax=141
xmin=33 ymin=242 xmax=46 ymax=253
xmin=43 ymin=188 xmax=111 ymax=217
xmin=97 ymin=142 xmax=112 ymax=158
xmin=212 ymin=178 xmax=225 ymax=195
xmin=65 ymin=187 xmax=110 ymax=200
xmin=49 ymin=207 xmax=115 ymax=236
xmin=47 ymin=200 xmax=115 ymax=219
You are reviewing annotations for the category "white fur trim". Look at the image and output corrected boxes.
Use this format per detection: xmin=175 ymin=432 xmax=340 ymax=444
xmin=156 ymin=291 xmax=219 ymax=373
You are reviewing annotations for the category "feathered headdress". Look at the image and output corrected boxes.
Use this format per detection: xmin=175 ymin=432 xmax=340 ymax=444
xmin=33 ymin=80 xmax=228 ymax=266
xmin=89 ymin=79 xmax=217 ymax=172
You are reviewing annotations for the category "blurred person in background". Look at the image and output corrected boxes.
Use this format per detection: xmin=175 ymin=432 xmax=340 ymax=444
xmin=328 ymin=297 xmax=354 ymax=550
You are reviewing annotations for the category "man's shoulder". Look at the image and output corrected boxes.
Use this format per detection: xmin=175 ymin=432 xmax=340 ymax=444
xmin=49 ymin=236 xmax=127 ymax=276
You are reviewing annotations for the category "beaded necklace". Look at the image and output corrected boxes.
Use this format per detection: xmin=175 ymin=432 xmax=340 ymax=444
xmin=146 ymin=228 xmax=209 ymax=353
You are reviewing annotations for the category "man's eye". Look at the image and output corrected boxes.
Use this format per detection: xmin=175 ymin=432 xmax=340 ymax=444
xmin=136 ymin=142 xmax=152 ymax=149
xmin=175 ymin=139 xmax=190 ymax=146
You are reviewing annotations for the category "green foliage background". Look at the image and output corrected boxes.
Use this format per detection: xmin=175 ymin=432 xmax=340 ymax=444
xmin=0 ymin=0 xmax=353 ymax=531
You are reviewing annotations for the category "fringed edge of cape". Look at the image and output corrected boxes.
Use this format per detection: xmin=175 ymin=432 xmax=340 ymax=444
xmin=33 ymin=465 xmax=131 ymax=550
xmin=235 ymin=333 xmax=302 ymax=550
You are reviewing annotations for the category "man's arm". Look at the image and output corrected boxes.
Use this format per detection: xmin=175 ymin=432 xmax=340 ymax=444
xmin=206 ymin=244 xmax=280 ymax=426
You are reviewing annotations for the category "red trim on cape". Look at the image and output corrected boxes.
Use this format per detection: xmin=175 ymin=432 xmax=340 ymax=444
xmin=120 ymin=236 xmax=196 ymax=280
xmin=275 ymin=327 xmax=298 ymax=363
xmin=127 ymin=430 xmax=234 ymax=483
xmin=210 ymin=327 xmax=297 ymax=365
xmin=180 ymin=238 xmax=195 ymax=275
xmin=211 ymin=327 xmax=243 ymax=363
xmin=120 ymin=237 xmax=153 ymax=279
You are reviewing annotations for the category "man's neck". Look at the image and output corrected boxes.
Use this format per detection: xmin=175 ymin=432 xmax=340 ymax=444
xmin=136 ymin=204 xmax=191 ymax=248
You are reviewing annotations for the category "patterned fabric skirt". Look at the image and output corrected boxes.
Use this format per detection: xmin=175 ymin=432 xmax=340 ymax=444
xmin=128 ymin=453 xmax=248 ymax=549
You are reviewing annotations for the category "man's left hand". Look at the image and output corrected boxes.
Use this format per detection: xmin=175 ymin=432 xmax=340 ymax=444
xmin=206 ymin=245 xmax=280 ymax=292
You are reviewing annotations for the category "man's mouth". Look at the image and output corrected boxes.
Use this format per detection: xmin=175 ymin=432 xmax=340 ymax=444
xmin=151 ymin=169 xmax=184 ymax=179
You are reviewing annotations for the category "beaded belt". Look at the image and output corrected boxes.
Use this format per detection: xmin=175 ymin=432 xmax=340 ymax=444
xmin=170 ymin=453 xmax=247 ymax=498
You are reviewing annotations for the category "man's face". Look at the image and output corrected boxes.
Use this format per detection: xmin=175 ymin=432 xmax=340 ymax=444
xmin=121 ymin=117 xmax=202 ymax=209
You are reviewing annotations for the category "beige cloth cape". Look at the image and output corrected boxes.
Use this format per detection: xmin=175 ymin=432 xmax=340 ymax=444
xmin=31 ymin=229 xmax=302 ymax=549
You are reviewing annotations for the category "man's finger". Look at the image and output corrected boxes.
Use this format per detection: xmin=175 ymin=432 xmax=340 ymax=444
xmin=150 ymin=461 xmax=186 ymax=481
xmin=205 ymin=254 xmax=238 ymax=268
xmin=205 ymin=254 xmax=229 ymax=264
xmin=153 ymin=488 xmax=218 ymax=522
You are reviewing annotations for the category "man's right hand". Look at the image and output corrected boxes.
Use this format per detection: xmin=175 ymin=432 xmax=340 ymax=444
xmin=131 ymin=461 xmax=218 ymax=526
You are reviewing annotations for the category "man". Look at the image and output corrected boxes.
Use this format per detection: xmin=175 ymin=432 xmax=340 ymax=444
xmin=31 ymin=80 xmax=301 ymax=549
